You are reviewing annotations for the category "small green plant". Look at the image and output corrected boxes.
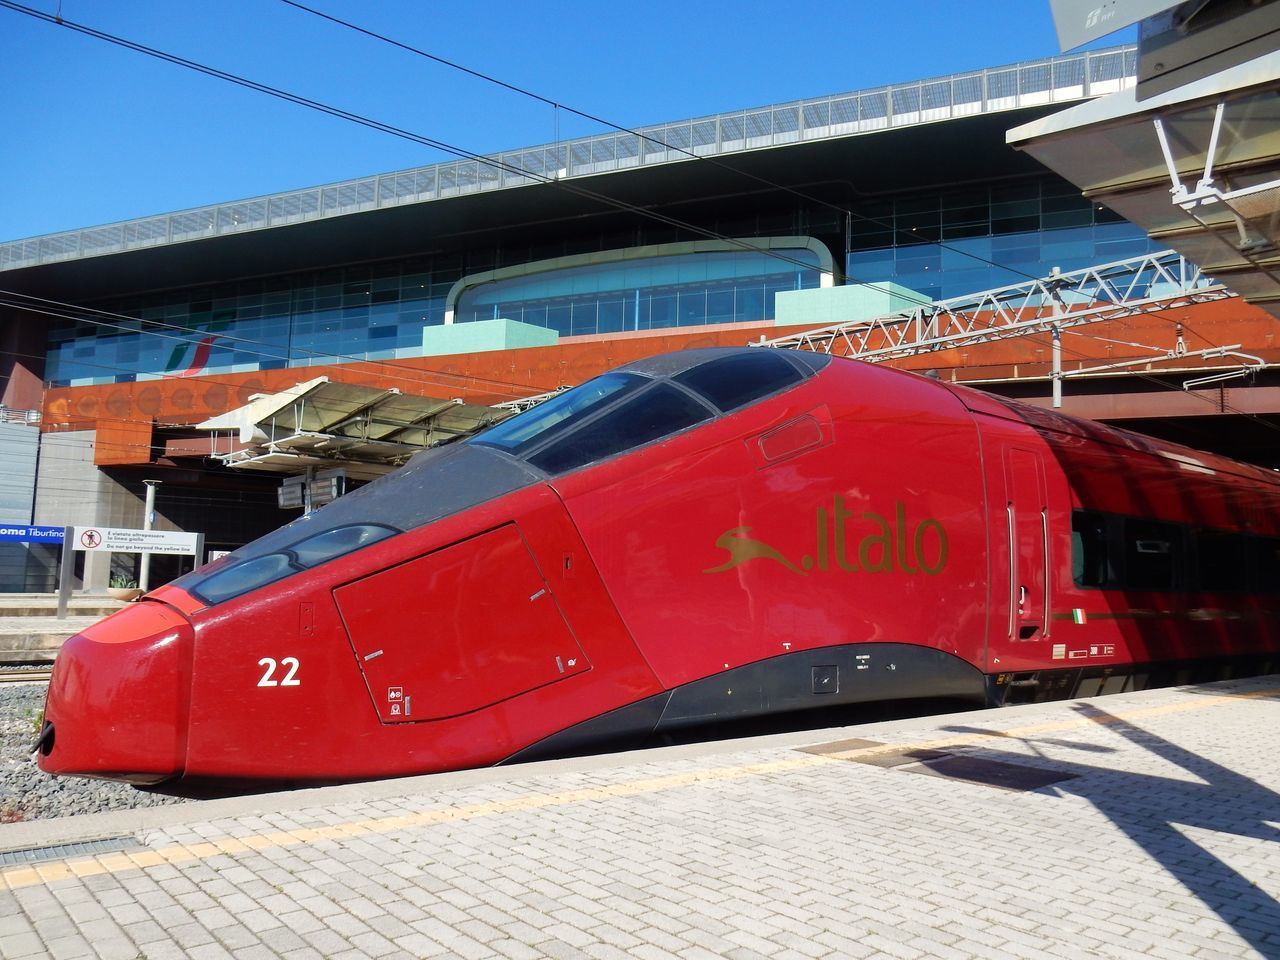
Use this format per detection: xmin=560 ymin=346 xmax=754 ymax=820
xmin=25 ymin=707 xmax=44 ymax=737
xmin=110 ymin=574 xmax=138 ymax=589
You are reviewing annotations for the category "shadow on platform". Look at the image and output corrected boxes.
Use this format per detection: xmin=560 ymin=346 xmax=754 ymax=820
xmin=943 ymin=696 xmax=1280 ymax=958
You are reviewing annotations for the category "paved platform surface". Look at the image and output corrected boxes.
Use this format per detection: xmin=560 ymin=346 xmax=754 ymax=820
xmin=0 ymin=593 xmax=123 ymax=660
xmin=2 ymin=676 xmax=1279 ymax=960
xmin=0 ymin=593 xmax=121 ymax=662
xmin=0 ymin=617 xmax=101 ymax=663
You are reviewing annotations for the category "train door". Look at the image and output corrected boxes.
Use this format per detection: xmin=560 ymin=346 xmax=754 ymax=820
xmin=334 ymin=523 xmax=590 ymax=724
xmin=1005 ymin=448 xmax=1051 ymax=648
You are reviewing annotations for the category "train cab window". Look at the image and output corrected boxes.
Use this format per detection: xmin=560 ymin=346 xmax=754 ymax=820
xmin=1071 ymin=510 xmax=1111 ymax=588
xmin=472 ymin=373 xmax=643 ymax=457
xmin=1122 ymin=518 xmax=1181 ymax=590
xmin=528 ymin=383 xmax=713 ymax=475
xmin=1194 ymin=529 xmax=1247 ymax=592
xmin=673 ymin=350 xmax=802 ymax=413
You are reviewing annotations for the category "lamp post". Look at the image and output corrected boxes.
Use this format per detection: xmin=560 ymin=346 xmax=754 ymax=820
xmin=139 ymin=480 xmax=161 ymax=592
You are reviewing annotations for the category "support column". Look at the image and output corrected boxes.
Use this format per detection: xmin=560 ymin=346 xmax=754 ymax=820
xmin=139 ymin=479 xmax=161 ymax=592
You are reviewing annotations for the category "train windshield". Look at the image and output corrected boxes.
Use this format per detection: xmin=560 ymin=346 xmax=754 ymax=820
xmin=472 ymin=372 xmax=643 ymax=457
xmin=672 ymin=349 xmax=802 ymax=412
xmin=526 ymin=384 xmax=711 ymax=474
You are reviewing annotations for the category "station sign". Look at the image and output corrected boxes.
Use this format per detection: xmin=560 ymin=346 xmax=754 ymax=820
xmin=70 ymin=526 xmax=201 ymax=556
xmin=0 ymin=525 xmax=65 ymax=544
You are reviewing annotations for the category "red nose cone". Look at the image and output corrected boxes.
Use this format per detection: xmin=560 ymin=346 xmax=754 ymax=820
xmin=38 ymin=600 xmax=194 ymax=784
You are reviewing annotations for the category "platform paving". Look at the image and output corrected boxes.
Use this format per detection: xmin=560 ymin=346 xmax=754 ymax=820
xmin=2 ymin=675 xmax=1279 ymax=960
xmin=0 ymin=592 xmax=122 ymax=663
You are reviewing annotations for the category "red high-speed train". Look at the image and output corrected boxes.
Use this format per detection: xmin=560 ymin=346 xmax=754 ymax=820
xmin=36 ymin=348 xmax=1280 ymax=790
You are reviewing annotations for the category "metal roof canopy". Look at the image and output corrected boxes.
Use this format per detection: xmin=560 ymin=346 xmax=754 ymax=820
xmin=1007 ymin=52 xmax=1280 ymax=321
xmin=196 ymin=377 xmax=509 ymax=480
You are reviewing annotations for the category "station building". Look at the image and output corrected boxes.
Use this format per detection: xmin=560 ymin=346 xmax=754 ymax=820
xmin=1 ymin=43 xmax=1275 ymax=592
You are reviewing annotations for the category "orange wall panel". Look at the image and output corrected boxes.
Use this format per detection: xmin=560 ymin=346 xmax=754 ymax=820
xmin=38 ymin=297 xmax=1279 ymax=468
xmin=92 ymin=416 xmax=154 ymax=467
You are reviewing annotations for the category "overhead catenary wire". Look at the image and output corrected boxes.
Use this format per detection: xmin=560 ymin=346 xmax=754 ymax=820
xmin=9 ymin=279 xmax=1280 ymax=459
xmin=2 ymin=0 xmax=1064 ymax=316
xmin=0 ymin=290 xmax=561 ymax=398
xmin=275 ymin=0 xmax=1053 ymax=286
xmin=12 ymin=303 xmax=1280 ymax=474
xmin=2 ymin=1 xmax=1162 ymax=373
xmin=990 ymin=324 xmax=1280 ymax=442
xmin=4 ymin=3 xmax=1276 ymax=463
xmin=0 ymin=1 xmax=890 ymax=301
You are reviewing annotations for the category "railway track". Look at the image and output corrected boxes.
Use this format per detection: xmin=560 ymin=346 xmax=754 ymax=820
xmin=0 ymin=668 xmax=52 ymax=684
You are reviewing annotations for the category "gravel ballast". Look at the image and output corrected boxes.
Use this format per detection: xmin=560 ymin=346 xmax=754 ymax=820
xmin=0 ymin=684 xmax=190 ymax=823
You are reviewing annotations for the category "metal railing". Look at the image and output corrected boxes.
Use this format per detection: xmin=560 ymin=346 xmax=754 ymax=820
xmin=0 ymin=46 xmax=1137 ymax=273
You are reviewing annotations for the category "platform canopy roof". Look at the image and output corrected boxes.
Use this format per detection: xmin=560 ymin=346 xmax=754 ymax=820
xmin=196 ymin=377 xmax=510 ymax=480
xmin=1008 ymin=52 xmax=1280 ymax=321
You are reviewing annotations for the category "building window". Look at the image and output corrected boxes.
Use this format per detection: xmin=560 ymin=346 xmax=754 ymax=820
xmin=450 ymin=241 xmax=830 ymax=337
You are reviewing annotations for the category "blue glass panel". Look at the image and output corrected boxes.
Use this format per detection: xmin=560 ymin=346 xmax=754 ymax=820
xmin=598 ymin=299 xmax=626 ymax=334
xmin=45 ymin=255 xmax=471 ymax=383
xmin=678 ymin=290 xmax=706 ymax=326
xmin=647 ymin=294 xmax=676 ymax=330
xmin=454 ymin=248 xmax=821 ymax=336
xmin=707 ymin=289 xmax=735 ymax=324
xmin=844 ymin=218 xmax=1161 ymax=302
xmin=548 ymin=305 xmax=571 ymax=336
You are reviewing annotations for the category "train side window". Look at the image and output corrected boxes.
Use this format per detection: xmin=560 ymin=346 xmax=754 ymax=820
xmin=529 ymin=383 xmax=713 ymax=474
xmin=673 ymin=350 xmax=802 ymax=413
xmin=1071 ymin=510 xmax=1111 ymax=588
xmin=291 ymin=524 xmax=399 ymax=569
xmin=1194 ymin=529 xmax=1246 ymax=592
xmin=1254 ymin=538 xmax=1280 ymax=593
xmin=1122 ymin=518 xmax=1180 ymax=590
xmin=191 ymin=525 xmax=401 ymax=605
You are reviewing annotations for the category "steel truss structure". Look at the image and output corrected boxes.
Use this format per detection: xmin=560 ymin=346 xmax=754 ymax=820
xmin=753 ymin=250 xmax=1231 ymax=360
xmin=495 ymin=387 xmax=569 ymax=413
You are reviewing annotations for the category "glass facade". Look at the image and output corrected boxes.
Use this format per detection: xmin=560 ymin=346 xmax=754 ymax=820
xmin=42 ymin=174 xmax=1159 ymax=386
xmin=46 ymin=259 xmax=457 ymax=386
xmin=45 ymin=247 xmax=825 ymax=385
xmin=453 ymin=248 xmax=824 ymax=336
xmin=845 ymin=176 xmax=1161 ymax=301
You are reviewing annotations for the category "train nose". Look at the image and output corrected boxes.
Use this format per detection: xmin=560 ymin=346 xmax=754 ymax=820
xmin=37 ymin=600 xmax=195 ymax=785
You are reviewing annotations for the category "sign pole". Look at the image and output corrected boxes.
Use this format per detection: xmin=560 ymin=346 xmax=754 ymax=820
xmin=56 ymin=525 xmax=74 ymax=620
xmin=139 ymin=480 xmax=161 ymax=592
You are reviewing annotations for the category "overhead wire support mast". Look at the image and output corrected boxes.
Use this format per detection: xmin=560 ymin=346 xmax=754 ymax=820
xmin=1048 ymin=266 xmax=1066 ymax=409
xmin=751 ymin=249 xmax=1236 ymax=371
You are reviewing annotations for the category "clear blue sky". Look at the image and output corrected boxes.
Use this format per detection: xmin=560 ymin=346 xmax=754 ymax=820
xmin=0 ymin=0 xmax=1134 ymax=242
